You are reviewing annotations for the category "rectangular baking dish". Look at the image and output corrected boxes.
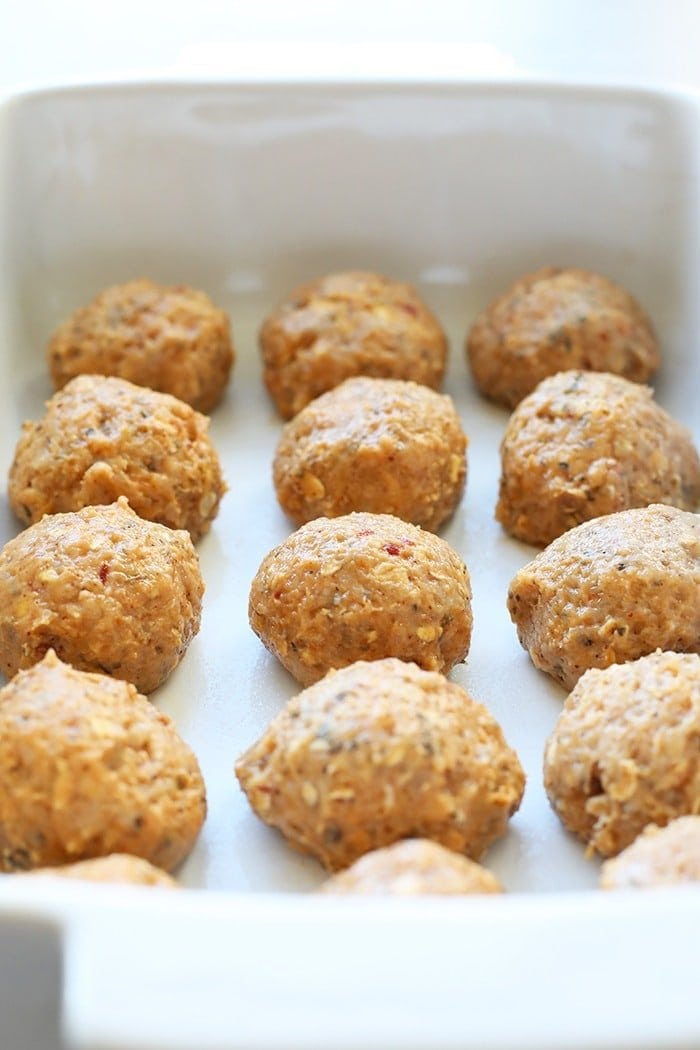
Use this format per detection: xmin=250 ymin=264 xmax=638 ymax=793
xmin=0 ymin=79 xmax=698 ymax=1050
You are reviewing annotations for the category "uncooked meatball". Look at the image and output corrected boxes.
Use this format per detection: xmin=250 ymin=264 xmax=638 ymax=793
xmin=507 ymin=505 xmax=700 ymax=690
xmin=249 ymin=512 xmax=472 ymax=686
xmin=273 ymin=377 xmax=467 ymax=530
xmin=496 ymin=370 xmax=700 ymax=546
xmin=0 ymin=498 xmax=203 ymax=694
xmin=319 ymin=839 xmax=503 ymax=895
xmin=236 ymin=658 xmax=525 ymax=870
xmin=9 ymin=375 xmax=226 ymax=542
xmin=260 ymin=270 xmax=448 ymax=419
xmin=47 ymin=279 xmax=234 ymax=413
xmin=600 ymin=817 xmax=700 ymax=889
xmin=0 ymin=650 xmax=206 ymax=872
xmin=24 ymin=854 xmax=178 ymax=888
xmin=543 ymin=651 xmax=700 ymax=857
xmin=467 ymin=266 xmax=659 ymax=408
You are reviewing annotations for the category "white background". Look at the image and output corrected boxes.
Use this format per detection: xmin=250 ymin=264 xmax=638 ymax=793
xmin=1 ymin=1 xmax=700 ymax=91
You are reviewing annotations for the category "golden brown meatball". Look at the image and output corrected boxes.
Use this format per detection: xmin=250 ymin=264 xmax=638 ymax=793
xmin=0 ymin=498 xmax=203 ymax=694
xmin=507 ymin=505 xmax=700 ymax=690
xmin=260 ymin=270 xmax=448 ymax=419
xmin=249 ymin=512 xmax=472 ymax=686
xmin=24 ymin=854 xmax=178 ymax=888
xmin=0 ymin=651 xmax=206 ymax=872
xmin=236 ymin=658 xmax=525 ymax=870
xmin=496 ymin=371 xmax=700 ymax=546
xmin=319 ymin=839 xmax=503 ymax=895
xmin=544 ymin=651 xmax=700 ymax=857
xmin=8 ymin=375 xmax=226 ymax=542
xmin=467 ymin=266 xmax=659 ymax=408
xmin=47 ymin=279 xmax=234 ymax=413
xmin=600 ymin=817 xmax=700 ymax=889
xmin=273 ymin=377 xmax=467 ymax=530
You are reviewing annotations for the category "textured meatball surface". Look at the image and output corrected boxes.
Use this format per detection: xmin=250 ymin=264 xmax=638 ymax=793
xmin=236 ymin=659 xmax=525 ymax=870
xmin=24 ymin=853 xmax=178 ymax=887
xmin=467 ymin=266 xmax=659 ymax=408
xmin=319 ymin=838 xmax=503 ymax=895
xmin=0 ymin=498 xmax=204 ymax=694
xmin=273 ymin=377 xmax=467 ymax=530
xmin=260 ymin=270 xmax=448 ymax=418
xmin=249 ymin=512 xmax=472 ymax=685
xmin=600 ymin=816 xmax=700 ymax=889
xmin=496 ymin=370 xmax=700 ymax=546
xmin=544 ymin=651 xmax=700 ymax=857
xmin=507 ymin=505 xmax=700 ymax=690
xmin=47 ymin=279 xmax=234 ymax=412
xmin=9 ymin=375 xmax=226 ymax=541
xmin=0 ymin=651 xmax=206 ymax=872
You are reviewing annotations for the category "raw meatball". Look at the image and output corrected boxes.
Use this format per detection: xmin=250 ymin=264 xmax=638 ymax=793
xmin=249 ymin=512 xmax=472 ymax=686
xmin=319 ymin=839 xmax=503 ymax=895
xmin=544 ymin=651 xmax=700 ymax=857
xmin=496 ymin=370 xmax=700 ymax=546
xmin=24 ymin=854 xmax=178 ymax=888
xmin=467 ymin=266 xmax=659 ymax=408
xmin=235 ymin=658 xmax=525 ymax=870
xmin=273 ymin=377 xmax=467 ymax=530
xmin=0 ymin=498 xmax=203 ymax=694
xmin=8 ymin=375 xmax=226 ymax=542
xmin=600 ymin=817 xmax=700 ymax=889
xmin=47 ymin=279 xmax=234 ymax=413
xmin=260 ymin=270 xmax=448 ymax=419
xmin=507 ymin=505 xmax=700 ymax=690
xmin=0 ymin=650 xmax=206 ymax=872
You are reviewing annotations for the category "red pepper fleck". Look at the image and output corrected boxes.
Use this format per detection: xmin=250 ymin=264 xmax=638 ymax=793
xmin=274 ymin=590 xmax=283 ymax=600
xmin=98 ymin=563 xmax=110 ymax=584
xmin=357 ymin=529 xmax=374 ymax=537
xmin=384 ymin=543 xmax=401 ymax=556
xmin=399 ymin=301 xmax=418 ymax=317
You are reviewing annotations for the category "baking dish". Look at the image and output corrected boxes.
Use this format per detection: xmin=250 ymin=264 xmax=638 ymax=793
xmin=0 ymin=79 xmax=698 ymax=1050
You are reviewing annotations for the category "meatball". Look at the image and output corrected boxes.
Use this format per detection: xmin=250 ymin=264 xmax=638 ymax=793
xmin=235 ymin=658 xmax=525 ymax=870
xmin=249 ymin=512 xmax=472 ymax=686
xmin=319 ymin=839 xmax=503 ymax=895
xmin=24 ymin=854 xmax=178 ymax=888
xmin=273 ymin=377 xmax=467 ymax=531
xmin=47 ymin=279 xmax=234 ymax=413
xmin=600 ymin=817 xmax=700 ymax=889
xmin=8 ymin=375 xmax=226 ymax=542
xmin=260 ymin=270 xmax=447 ymax=419
xmin=0 ymin=498 xmax=203 ymax=694
xmin=467 ymin=266 xmax=659 ymax=408
xmin=544 ymin=651 xmax=700 ymax=857
xmin=507 ymin=505 xmax=700 ymax=690
xmin=0 ymin=650 xmax=206 ymax=872
xmin=496 ymin=370 xmax=700 ymax=546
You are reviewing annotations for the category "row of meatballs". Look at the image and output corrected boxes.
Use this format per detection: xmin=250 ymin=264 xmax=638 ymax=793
xmin=3 ymin=639 xmax=697 ymax=892
xmin=8 ymin=365 xmax=698 ymax=553
xmin=236 ymin=651 xmax=700 ymax=892
xmin=44 ymin=265 xmax=660 ymax=420
xmin=0 ymin=264 xmax=697 ymax=893
xmin=0 ymin=280 xmax=234 ymax=884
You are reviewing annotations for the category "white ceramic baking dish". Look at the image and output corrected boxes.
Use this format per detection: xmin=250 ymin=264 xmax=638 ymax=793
xmin=0 ymin=80 xmax=698 ymax=1050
